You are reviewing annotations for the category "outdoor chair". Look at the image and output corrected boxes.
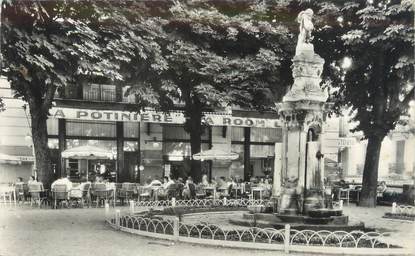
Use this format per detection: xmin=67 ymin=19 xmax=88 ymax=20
xmin=195 ymin=185 xmax=206 ymax=199
xmin=184 ymin=183 xmax=196 ymax=200
xmin=166 ymin=183 xmax=180 ymax=200
xmin=243 ymin=183 xmax=252 ymax=199
xmin=69 ymin=183 xmax=91 ymax=208
xmin=93 ymin=183 xmax=114 ymax=208
xmin=137 ymin=186 xmax=151 ymax=201
xmin=15 ymin=183 xmax=26 ymax=204
xmin=338 ymin=188 xmax=350 ymax=205
xmin=28 ymin=183 xmax=48 ymax=208
xmin=118 ymin=183 xmax=136 ymax=205
xmin=0 ymin=185 xmax=15 ymax=207
xmin=52 ymin=184 xmax=69 ymax=209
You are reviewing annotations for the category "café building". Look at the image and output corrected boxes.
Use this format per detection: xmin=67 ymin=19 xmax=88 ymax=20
xmin=46 ymin=84 xmax=283 ymax=183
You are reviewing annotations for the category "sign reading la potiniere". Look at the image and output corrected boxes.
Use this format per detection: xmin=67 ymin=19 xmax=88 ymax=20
xmin=50 ymin=107 xmax=282 ymax=128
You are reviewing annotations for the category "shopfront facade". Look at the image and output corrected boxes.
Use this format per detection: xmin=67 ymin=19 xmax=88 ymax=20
xmin=47 ymin=104 xmax=283 ymax=183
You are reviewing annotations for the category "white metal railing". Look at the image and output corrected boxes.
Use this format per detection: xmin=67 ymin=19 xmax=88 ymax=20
xmin=133 ymin=198 xmax=270 ymax=208
xmin=106 ymin=212 xmax=409 ymax=255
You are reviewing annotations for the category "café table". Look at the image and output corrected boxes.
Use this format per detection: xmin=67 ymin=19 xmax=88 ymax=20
xmin=0 ymin=185 xmax=16 ymax=207
xmin=203 ymin=186 xmax=217 ymax=199
xmin=251 ymin=187 xmax=265 ymax=200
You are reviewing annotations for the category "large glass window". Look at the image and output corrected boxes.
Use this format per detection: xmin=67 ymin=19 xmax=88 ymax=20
xmin=47 ymin=118 xmax=59 ymax=135
xmin=251 ymin=128 xmax=282 ymax=142
xmin=65 ymin=139 xmax=116 ymax=152
xmin=122 ymin=86 xmax=136 ymax=103
xmin=66 ymin=120 xmax=116 ymax=137
xmin=83 ymin=84 xmax=116 ymax=102
xmin=250 ymin=145 xmax=274 ymax=157
xmin=231 ymin=127 xmax=244 ymax=142
xmin=163 ymin=125 xmax=209 ymax=140
xmin=124 ymin=122 xmax=139 ymax=138
xmin=124 ymin=141 xmax=139 ymax=152
xmin=48 ymin=138 xmax=59 ymax=149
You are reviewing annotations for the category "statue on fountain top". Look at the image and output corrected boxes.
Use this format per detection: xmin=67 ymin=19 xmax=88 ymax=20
xmin=296 ymin=8 xmax=314 ymax=55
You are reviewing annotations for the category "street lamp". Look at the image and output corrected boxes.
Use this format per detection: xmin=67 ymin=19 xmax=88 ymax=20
xmin=25 ymin=133 xmax=37 ymax=179
xmin=23 ymin=104 xmax=37 ymax=179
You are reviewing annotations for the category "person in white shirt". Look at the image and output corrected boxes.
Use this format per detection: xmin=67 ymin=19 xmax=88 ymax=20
xmin=163 ymin=176 xmax=175 ymax=190
xmin=51 ymin=175 xmax=73 ymax=191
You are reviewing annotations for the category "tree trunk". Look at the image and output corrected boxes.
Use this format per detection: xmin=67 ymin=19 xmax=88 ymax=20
xmin=359 ymin=135 xmax=384 ymax=207
xmin=30 ymin=108 xmax=53 ymax=188
xmin=183 ymin=95 xmax=203 ymax=183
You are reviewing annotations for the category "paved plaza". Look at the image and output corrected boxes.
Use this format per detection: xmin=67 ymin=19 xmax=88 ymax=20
xmin=0 ymin=205 xmax=414 ymax=256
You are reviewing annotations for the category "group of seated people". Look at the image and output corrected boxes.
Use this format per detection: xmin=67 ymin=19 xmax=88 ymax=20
xmin=139 ymin=174 xmax=274 ymax=200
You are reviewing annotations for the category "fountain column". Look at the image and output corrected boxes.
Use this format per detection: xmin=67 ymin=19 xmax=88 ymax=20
xmin=273 ymin=9 xmax=328 ymax=213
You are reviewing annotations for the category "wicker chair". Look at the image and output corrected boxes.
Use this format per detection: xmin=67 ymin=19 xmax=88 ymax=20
xmin=28 ymin=183 xmax=47 ymax=208
xmin=195 ymin=185 xmax=207 ymax=199
xmin=137 ymin=186 xmax=151 ymax=201
xmin=15 ymin=183 xmax=26 ymax=204
xmin=52 ymin=184 xmax=69 ymax=209
xmin=118 ymin=183 xmax=136 ymax=205
xmin=93 ymin=183 xmax=113 ymax=208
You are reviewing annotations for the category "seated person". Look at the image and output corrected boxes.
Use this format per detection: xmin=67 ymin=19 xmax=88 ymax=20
xmin=27 ymin=176 xmax=37 ymax=186
xmin=176 ymin=177 xmax=185 ymax=199
xmin=162 ymin=176 xmax=175 ymax=190
xmin=51 ymin=175 xmax=72 ymax=191
xmin=201 ymin=174 xmax=209 ymax=187
xmin=15 ymin=177 xmax=24 ymax=186
xmin=182 ymin=177 xmax=196 ymax=199
xmin=145 ymin=176 xmax=162 ymax=188
xmin=377 ymin=181 xmax=387 ymax=196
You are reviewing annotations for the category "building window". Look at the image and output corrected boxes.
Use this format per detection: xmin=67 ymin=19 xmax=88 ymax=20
xmin=124 ymin=122 xmax=139 ymax=138
xmin=47 ymin=119 xmax=59 ymax=135
xmin=83 ymin=84 xmax=116 ymax=102
xmin=122 ymin=86 xmax=136 ymax=103
xmin=66 ymin=120 xmax=116 ymax=137
xmin=124 ymin=141 xmax=139 ymax=152
xmin=48 ymin=138 xmax=59 ymax=149
xmin=65 ymin=139 xmax=116 ymax=152
xmin=251 ymin=128 xmax=282 ymax=143
xmin=163 ymin=124 xmax=209 ymax=140
xmin=231 ymin=127 xmax=244 ymax=142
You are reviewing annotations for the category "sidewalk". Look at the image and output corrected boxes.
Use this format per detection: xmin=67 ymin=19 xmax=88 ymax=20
xmin=342 ymin=204 xmax=415 ymax=252
xmin=0 ymin=204 xmax=413 ymax=256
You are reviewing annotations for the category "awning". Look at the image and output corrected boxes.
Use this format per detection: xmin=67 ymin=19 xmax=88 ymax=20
xmin=61 ymin=145 xmax=115 ymax=160
xmin=0 ymin=153 xmax=22 ymax=165
xmin=193 ymin=149 xmax=239 ymax=161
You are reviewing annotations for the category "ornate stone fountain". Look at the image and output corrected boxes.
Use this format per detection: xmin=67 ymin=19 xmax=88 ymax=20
xmin=230 ymin=9 xmax=363 ymax=231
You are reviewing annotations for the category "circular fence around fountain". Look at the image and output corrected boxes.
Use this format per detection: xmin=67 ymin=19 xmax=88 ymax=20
xmin=106 ymin=199 xmax=411 ymax=255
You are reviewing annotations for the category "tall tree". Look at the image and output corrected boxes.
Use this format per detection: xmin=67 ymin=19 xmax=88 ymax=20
xmin=118 ymin=1 xmax=295 ymax=181
xmin=1 ymin=1 xmax=121 ymax=186
xmin=313 ymin=0 xmax=414 ymax=207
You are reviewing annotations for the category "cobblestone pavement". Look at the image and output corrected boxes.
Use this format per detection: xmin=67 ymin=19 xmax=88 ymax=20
xmin=0 ymin=204 xmax=414 ymax=256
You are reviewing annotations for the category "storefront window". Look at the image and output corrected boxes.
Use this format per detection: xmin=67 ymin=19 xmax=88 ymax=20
xmin=251 ymin=128 xmax=282 ymax=142
xmin=163 ymin=125 xmax=209 ymax=140
xmin=83 ymin=84 xmax=116 ymax=102
xmin=47 ymin=119 xmax=58 ymax=135
xmin=163 ymin=142 xmax=209 ymax=160
xmin=65 ymin=139 xmax=117 ymax=153
xmin=122 ymin=86 xmax=136 ymax=103
xmin=250 ymin=145 xmax=275 ymax=158
xmin=66 ymin=120 xmax=116 ymax=137
xmin=231 ymin=127 xmax=244 ymax=142
xmin=124 ymin=141 xmax=139 ymax=152
xmin=48 ymin=138 xmax=59 ymax=149
xmin=124 ymin=122 xmax=139 ymax=138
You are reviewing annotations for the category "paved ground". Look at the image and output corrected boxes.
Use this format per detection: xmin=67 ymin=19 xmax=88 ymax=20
xmin=0 ymin=204 xmax=414 ymax=256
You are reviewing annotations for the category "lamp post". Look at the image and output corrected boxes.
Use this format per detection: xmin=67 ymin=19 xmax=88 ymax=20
xmin=23 ymin=104 xmax=37 ymax=179
xmin=25 ymin=133 xmax=37 ymax=179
